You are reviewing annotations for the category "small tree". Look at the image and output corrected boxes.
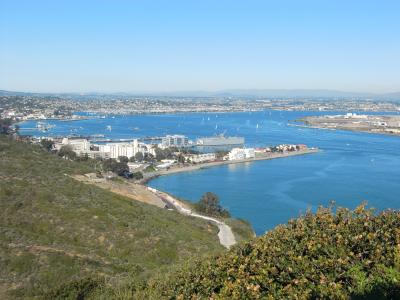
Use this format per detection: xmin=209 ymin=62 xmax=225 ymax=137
xmin=177 ymin=154 xmax=186 ymax=164
xmin=155 ymin=148 xmax=166 ymax=161
xmin=118 ymin=156 xmax=129 ymax=163
xmin=102 ymin=158 xmax=129 ymax=174
xmin=143 ymin=153 xmax=155 ymax=162
xmin=132 ymin=171 xmax=144 ymax=180
xmin=58 ymin=145 xmax=76 ymax=160
xmin=135 ymin=152 xmax=144 ymax=162
xmin=0 ymin=118 xmax=12 ymax=135
xmin=40 ymin=139 xmax=55 ymax=152
xmin=215 ymin=150 xmax=229 ymax=160
xmin=194 ymin=192 xmax=230 ymax=218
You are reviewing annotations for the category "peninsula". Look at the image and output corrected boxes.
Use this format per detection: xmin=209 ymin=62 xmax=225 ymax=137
xmin=297 ymin=113 xmax=400 ymax=136
xmin=142 ymin=147 xmax=319 ymax=182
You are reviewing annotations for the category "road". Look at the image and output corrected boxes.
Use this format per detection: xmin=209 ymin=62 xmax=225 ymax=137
xmin=147 ymin=187 xmax=237 ymax=248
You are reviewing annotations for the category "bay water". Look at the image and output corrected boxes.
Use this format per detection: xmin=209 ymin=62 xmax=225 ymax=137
xmin=20 ymin=111 xmax=400 ymax=234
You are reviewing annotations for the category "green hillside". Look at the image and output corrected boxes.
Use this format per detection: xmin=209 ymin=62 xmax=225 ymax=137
xmin=0 ymin=136 xmax=223 ymax=299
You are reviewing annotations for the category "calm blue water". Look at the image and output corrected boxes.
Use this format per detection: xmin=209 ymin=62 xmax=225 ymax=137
xmin=20 ymin=111 xmax=400 ymax=235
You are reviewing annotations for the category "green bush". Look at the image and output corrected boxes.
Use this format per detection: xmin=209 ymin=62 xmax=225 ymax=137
xmin=144 ymin=204 xmax=400 ymax=299
xmin=194 ymin=192 xmax=231 ymax=218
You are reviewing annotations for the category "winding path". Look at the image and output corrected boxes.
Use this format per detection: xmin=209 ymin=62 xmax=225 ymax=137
xmin=147 ymin=187 xmax=236 ymax=248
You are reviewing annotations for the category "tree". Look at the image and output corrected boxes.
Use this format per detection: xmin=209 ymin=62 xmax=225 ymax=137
xmin=135 ymin=152 xmax=144 ymax=162
xmin=118 ymin=156 xmax=129 ymax=163
xmin=154 ymin=148 xmax=166 ymax=161
xmin=177 ymin=154 xmax=185 ymax=164
xmin=40 ymin=139 xmax=55 ymax=152
xmin=215 ymin=150 xmax=229 ymax=159
xmin=143 ymin=153 xmax=155 ymax=162
xmin=132 ymin=171 xmax=144 ymax=180
xmin=0 ymin=118 xmax=12 ymax=135
xmin=58 ymin=145 xmax=77 ymax=160
xmin=155 ymin=147 xmax=175 ymax=161
xmin=102 ymin=158 xmax=129 ymax=174
xmin=194 ymin=192 xmax=230 ymax=218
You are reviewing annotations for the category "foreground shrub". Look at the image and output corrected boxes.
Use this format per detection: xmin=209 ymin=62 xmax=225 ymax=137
xmin=145 ymin=204 xmax=400 ymax=299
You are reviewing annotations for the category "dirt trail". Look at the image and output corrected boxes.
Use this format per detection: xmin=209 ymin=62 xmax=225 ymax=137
xmin=147 ymin=187 xmax=236 ymax=248
xmin=73 ymin=175 xmax=165 ymax=208
xmin=72 ymin=175 xmax=236 ymax=248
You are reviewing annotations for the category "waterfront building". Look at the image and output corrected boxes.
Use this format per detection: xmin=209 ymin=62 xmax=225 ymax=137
xmin=98 ymin=139 xmax=140 ymax=159
xmin=127 ymin=162 xmax=144 ymax=172
xmin=56 ymin=138 xmax=90 ymax=154
xmin=79 ymin=150 xmax=110 ymax=159
xmin=161 ymin=135 xmax=188 ymax=148
xmin=184 ymin=153 xmax=216 ymax=163
xmin=156 ymin=159 xmax=176 ymax=169
xmin=228 ymin=148 xmax=255 ymax=161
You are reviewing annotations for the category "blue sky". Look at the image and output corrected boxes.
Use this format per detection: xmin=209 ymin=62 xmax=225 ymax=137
xmin=1 ymin=0 xmax=399 ymax=93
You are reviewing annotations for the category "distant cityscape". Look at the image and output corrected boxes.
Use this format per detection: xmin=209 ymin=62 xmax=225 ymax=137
xmin=1 ymin=93 xmax=400 ymax=123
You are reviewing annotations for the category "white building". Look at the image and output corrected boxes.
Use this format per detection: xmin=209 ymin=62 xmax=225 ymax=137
xmin=244 ymin=148 xmax=255 ymax=158
xmin=97 ymin=139 xmax=139 ymax=159
xmin=157 ymin=159 xmax=176 ymax=169
xmin=161 ymin=135 xmax=188 ymax=148
xmin=127 ymin=162 xmax=144 ymax=172
xmin=56 ymin=138 xmax=90 ymax=154
xmin=228 ymin=148 xmax=255 ymax=161
xmin=184 ymin=153 xmax=216 ymax=163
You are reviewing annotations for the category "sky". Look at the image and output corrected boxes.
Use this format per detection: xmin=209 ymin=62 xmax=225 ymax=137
xmin=0 ymin=0 xmax=399 ymax=93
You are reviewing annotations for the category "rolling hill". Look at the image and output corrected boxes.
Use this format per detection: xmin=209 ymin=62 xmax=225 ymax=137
xmin=0 ymin=136 xmax=224 ymax=298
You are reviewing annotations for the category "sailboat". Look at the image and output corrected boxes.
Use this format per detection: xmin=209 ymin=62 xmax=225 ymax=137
xmin=106 ymin=125 xmax=112 ymax=131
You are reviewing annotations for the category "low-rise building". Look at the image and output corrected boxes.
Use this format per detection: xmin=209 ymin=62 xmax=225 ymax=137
xmin=228 ymin=148 xmax=255 ymax=160
xmin=184 ymin=153 xmax=216 ymax=163
xmin=54 ymin=138 xmax=90 ymax=154
xmin=161 ymin=135 xmax=188 ymax=148
xmin=157 ymin=159 xmax=176 ymax=169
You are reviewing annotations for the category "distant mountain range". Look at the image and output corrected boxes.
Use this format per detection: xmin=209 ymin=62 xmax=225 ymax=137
xmin=1 ymin=89 xmax=399 ymax=99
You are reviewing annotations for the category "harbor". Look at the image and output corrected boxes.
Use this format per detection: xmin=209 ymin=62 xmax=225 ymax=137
xmin=16 ymin=110 xmax=400 ymax=234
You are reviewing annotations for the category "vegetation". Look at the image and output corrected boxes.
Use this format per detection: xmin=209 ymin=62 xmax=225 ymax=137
xmin=224 ymin=218 xmax=255 ymax=243
xmin=102 ymin=158 xmax=128 ymax=174
xmin=58 ymin=145 xmax=77 ymax=160
xmin=134 ymin=151 xmax=144 ymax=162
xmin=215 ymin=150 xmax=229 ymax=159
xmin=118 ymin=155 xmax=129 ymax=163
xmin=143 ymin=165 xmax=157 ymax=173
xmin=141 ymin=204 xmax=400 ymax=299
xmin=154 ymin=147 xmax=177 ymax=161
xmin=40 ymin=138 xmax=55 ymax=152
xmin=0 ymin=136 xmax=223 ymax=298
xmin=0 ymin=118 xmax=13 ymax=135
xmin=131 ymin=171 xmax=144 ymax=180
xmin=194 ymin=192 xmax=231 ymax=218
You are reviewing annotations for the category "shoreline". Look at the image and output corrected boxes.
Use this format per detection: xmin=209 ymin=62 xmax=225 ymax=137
xmin=73 ymin=148 xmax=319 ymax=248
xmin=141 ymin=148 xmax=319 ymax=184
xmin=292 ymin=121 xmax=400 ymax=137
